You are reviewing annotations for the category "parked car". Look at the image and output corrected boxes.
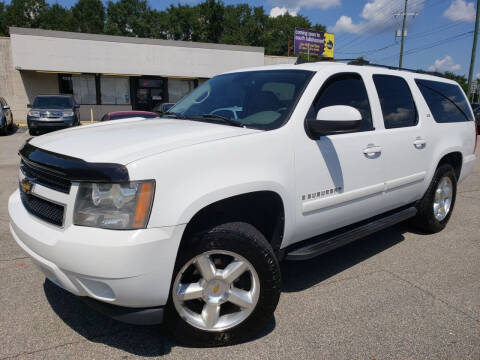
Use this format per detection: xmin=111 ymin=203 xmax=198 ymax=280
xmin=100 ymin=111 xmax=159 ymax=121
xmin=153 ymin=102 xmax=175 ymax=115
xmin=27 ymin=95 xmax=80 ymax=135
xmin=9 ymin=62 xmax=477 ymax=347
xmin=0 ymin=96 xmax=14 ymax=135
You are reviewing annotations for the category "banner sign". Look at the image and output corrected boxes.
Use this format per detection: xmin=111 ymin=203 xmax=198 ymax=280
xmin=294 ymin=28 xmax=335 ymax=58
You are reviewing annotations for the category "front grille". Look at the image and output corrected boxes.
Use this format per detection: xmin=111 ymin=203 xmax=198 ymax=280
xmin=20 ymin=190 xmax=64 ymax=226
xmin=20 ymin=160 xmax=71 ymax=194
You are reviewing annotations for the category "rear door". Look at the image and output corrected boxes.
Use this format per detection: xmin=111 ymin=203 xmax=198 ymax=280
xmin=371 ymin=74 xmax=431 ymax=208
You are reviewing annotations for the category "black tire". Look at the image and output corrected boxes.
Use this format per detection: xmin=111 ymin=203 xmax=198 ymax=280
xmin=411 ymin=164 xmax=457 ymax=233
xmin=165 ymin=222 xmax=281 ymax=347
xmin=0 ymin=126 xmax=7 ymax=136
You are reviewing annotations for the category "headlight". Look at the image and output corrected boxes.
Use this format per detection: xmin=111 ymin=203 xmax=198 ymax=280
xmin=28 ymin=110 xmax=40 ymax=117
xmin=63 ymin=110 xmax=74 ymax=117
xmin=74 ymin=180 xmax=155 ymax=230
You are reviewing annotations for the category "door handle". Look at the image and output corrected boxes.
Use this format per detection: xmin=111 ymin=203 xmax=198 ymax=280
xmin=363 ymin=145 xmax=382 ymax=155
xmin=413 ymin=138 xmax=427 ymax=148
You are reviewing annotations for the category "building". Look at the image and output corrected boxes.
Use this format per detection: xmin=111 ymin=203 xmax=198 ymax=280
xmin=0 ymin=27 xmax=295 ymax=123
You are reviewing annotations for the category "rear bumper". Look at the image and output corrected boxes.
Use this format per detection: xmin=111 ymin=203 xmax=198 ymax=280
xmin=459 ymin=154 xmax=476 ymax=183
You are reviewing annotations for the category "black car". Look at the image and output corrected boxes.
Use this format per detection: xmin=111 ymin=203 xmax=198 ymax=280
xmin=27 ymin=95 xmax=80 ymax=135
xmin=0 ymin=97 xmax=14 ymax=135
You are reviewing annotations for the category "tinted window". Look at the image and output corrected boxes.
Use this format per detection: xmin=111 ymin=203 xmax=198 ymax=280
xmin=415 ymin=79 xmax=473 ymax=123
xmin=307 ymin=73 xmax=373 ymax=131
xmin=168 ymin=70 xmax=313 ymax=130
xmin=33 ymin=96 xmax=73 ymax=109
xmin=373 ymin=75 xmax=417 ymax=128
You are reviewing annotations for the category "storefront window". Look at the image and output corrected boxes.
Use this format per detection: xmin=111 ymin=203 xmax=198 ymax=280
xmin=100 ymin=77 xmax=130 ymax=105
xmin=72 ymin=75 xmax=96 ymax=104
xmin=168 ymin=79 xmax=195 ymax=103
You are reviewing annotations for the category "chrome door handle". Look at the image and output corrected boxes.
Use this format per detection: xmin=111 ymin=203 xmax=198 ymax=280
xmin=363 ymin=145 xmax=382 ymax=155
xmin=413 ymin=139 xmax=427 ymax=148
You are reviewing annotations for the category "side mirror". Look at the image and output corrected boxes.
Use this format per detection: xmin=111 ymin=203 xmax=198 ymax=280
xmin=306 ymin=105 xmax=362 ymax=139
xmin=3 ymin=105 xmax=9 ymax=110
xmin=27 ymin=104 xmax=32 ymax=108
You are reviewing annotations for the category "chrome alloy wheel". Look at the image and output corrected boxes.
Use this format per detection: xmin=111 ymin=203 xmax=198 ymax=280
xmin=172 ymin=250 xmax=260 ymax=332
xmin=433 ymin=176 xmax=453 ymax=221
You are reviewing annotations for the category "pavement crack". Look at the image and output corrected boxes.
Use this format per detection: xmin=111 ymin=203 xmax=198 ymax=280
xmin=0 ymin=256 xmax=28 ymax=262
xmin=384 ymin=269 xmax=480 ymax=324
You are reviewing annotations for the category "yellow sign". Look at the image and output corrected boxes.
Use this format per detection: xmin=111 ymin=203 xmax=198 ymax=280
xmin=323 ymin=32 xmax=335 ymax=58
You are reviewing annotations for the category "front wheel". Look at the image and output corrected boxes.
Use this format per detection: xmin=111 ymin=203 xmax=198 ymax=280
xmin=165 ymin=222 xmax=281 ymax=347
xmin=411 ymin=164 xmax=457 ymax=233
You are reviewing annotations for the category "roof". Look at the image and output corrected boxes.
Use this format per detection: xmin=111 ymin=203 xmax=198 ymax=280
xmin=9 ymin=27 xmax=264 ymax=53
xmin=225 ymin=61 xmax=458 ymax=85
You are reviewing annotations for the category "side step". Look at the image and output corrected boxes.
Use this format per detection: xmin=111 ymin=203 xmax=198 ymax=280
xmin=285 ymin=206 xmax=417 ymax=261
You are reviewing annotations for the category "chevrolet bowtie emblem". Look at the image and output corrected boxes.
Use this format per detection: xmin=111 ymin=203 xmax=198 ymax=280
xmin=21 ymin=178 xmax=33 ymax=194
xmin=213 ymin=284 xmax=220 ymax=294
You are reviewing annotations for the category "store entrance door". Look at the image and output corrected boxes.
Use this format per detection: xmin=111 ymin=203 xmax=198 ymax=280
xmin=133 ymin=77 xmax=166 ymax=111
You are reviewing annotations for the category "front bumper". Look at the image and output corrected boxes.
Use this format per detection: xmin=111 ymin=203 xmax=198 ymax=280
xmin=9 ymin=189 xmax=185 ymax=311
xmin=27 ymin=116 xmax=76 ymax=128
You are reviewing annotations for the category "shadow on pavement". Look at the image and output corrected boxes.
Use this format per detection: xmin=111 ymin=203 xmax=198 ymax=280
xmin=44 ymin=223 xmax=412 ymax=355
xmin=281 ymin=224 xmax=410 ymax=292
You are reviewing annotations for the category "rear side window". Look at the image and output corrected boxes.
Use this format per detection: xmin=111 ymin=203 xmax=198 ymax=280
xmin=373 ymin=75 xmax=417 ymax=128
xmin=307 ymin=73 xmax=373 ymax=131
xmin=415 ymin=79 xmax=473 ymax=123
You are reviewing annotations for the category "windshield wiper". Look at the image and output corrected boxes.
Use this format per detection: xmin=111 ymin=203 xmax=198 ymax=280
xmin=163 ymin=112 xmax=186 ymax=119
xmin=190 ymin=114 xmax=246 ymax=128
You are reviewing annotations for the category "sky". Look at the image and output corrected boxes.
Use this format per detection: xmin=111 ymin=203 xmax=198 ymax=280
xmin=46 ymin=0 xmax=480 ymax=81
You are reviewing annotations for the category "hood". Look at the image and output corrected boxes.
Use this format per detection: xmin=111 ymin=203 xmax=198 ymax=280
xmin=29 ymin=117 xmax=260 ymax=164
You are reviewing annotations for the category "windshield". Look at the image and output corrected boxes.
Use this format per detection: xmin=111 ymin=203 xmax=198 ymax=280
xmin=33 ymin=96 xmax=73 ymax=109
xmin=167 ymin=70 xmax=313 ymax=130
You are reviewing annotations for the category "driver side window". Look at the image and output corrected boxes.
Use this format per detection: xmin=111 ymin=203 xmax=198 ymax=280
xmin=307 ymin=73 xmax=373 ymax=131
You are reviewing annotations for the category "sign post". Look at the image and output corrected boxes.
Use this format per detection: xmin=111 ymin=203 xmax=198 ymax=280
xmin=294 ymin=28 xmax=335 ymax=59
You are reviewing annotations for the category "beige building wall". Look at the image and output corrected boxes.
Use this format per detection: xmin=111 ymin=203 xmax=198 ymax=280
xmin=0 ymin=38 xmax=58 ymax=122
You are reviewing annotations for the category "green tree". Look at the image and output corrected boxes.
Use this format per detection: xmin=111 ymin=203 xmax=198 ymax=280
xmin=40 ymin=4 xmax=75 ymax=32
xmin=443 ymin=71 xmax=468 ymax=93
xmin=221 ymin=4 xmax=268 ymax=46
xmin=164 ymin=4 xmax=200 ymax=41
xmin=5 ymin=0 xmax=48 ymax=30
xmin=0 ymin=1 xmax=7 ymax=36
xmin=197 ymin=0 xmax=224 ymax=43
xmin=105 ymin=0 xmax=153 ymax=38
xmin=71 ymin=0 xmax=105 ymax=34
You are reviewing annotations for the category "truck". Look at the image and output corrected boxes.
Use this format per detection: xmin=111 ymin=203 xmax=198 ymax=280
xmin=9 ymin=61 xmax=477 ymax=346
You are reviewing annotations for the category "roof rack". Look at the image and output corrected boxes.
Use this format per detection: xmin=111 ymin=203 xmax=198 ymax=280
xmin=294 ymin=56 xmax=446 ymax=79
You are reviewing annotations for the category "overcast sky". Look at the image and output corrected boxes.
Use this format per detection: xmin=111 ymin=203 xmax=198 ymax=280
xmin=46 ymin=0 xmax=479 ymax=79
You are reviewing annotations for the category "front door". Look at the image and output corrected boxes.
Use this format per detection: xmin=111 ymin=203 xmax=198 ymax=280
xmin=292 ymin=72 xmax=387 ymax=245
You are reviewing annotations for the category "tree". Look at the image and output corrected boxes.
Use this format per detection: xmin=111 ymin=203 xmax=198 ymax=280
xmin=39 ymin=4 xmax=75 ymax=32
xmin=164 ymin=4 xmax=200 ymax=41
xmin=5 ymin=0 xmax=48 ymax=30
xmin=105 ymin=0 xmax=154 ymax=38
xmin=71 ymin=0 xmax=105 ymax=34
xmin=197 ymin=0 xmax=224 ymax=43
xmin=443 ymin=71 xmax=468 ymax=93
xmin=221 ymin=4 xmax=268 ymax=46
xmin=0 ymin=1 xmax=7 ymax=36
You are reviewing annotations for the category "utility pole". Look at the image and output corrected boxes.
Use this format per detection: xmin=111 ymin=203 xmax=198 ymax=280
xmin=467 ymin=0 xmax=480 ymax=99
xmin=399 ymin=0 xmax=409 ymax=68
xmin=395 ymin=0 xmax=418 ymax=68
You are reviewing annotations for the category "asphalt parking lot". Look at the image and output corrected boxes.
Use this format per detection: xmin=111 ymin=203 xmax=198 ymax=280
xmin=0 ymin=129 xmax=479 ymax=359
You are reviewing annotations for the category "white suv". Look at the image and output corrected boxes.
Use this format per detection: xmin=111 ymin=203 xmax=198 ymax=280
xmin=9 ymin=61 xmax=477 ymax=346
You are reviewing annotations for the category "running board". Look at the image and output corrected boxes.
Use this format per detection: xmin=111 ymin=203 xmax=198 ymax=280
xmin=285 ymin=206 xmax=417 ymax=261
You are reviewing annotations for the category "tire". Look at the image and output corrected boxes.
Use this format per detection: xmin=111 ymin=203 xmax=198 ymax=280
xmin=0 ymin=126 xmax=7 ymax=136
xmin=165 ymin=222 xmax=281 ymax=347
xmin=411 ymin=164 xmax=457 ymax=233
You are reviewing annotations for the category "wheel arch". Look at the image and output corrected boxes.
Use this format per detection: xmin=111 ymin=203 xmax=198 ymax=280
xmin=179 ymin=189 xmax=287 ymax=254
